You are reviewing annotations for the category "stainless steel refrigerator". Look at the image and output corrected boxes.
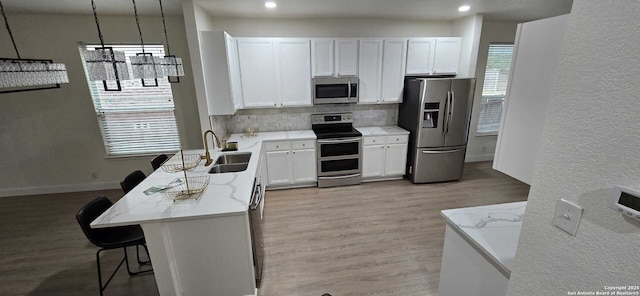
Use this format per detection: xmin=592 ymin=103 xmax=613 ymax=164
xmin=398 ymin=78 xmax=476 ymax=183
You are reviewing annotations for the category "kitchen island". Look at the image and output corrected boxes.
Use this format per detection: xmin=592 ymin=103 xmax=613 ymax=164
xmin=91 ymin=130 xmax=315 ymax=296
xmin=438 ymin=201 xmax=526 ymax=296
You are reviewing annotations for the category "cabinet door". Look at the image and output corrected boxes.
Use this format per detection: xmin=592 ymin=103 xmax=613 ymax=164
xmin=237 ymin=38 xmax=278 ymax=108
xmin=380 ymin=39 xmax=407 ymax=103
xmin=358 ymin=39 xmax=384 ymax=104
xmin=406 ymin=38 xmax=436 ymax=75
xmin=274 ymin=39 xmax=312 ymax=107
xmin=266 ymin=151 xmax=292 ymax=185
xmin=335 ymin=39 xmax=358 ymax=77
xmin=311 ymin=39 xmax=334 ymax=77
xmin=433 ymin=38 xmax=461 ymax=75
xmin=292 ymin=149 xmax=317 ymax=183
xmin=200 ymin=31 xmax=235 ymax=115
xmin=362 ymin=144 xmax=385 ymax=178
xmin=384 ymin=143 xmax=408 ymax=176
xmin=225 ymin=33 xmax=244 ymax=111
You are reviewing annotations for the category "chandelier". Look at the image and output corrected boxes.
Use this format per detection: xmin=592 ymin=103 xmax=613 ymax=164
xmin=0 ymin=1 xmax=69 ymax=94
xmin=157 ymin=0 xmax=184 ymax=83
xmin=83 ymin=0 xmax=130 ymax=91
xmin=129 ymin=0 xmax=162 ymax=87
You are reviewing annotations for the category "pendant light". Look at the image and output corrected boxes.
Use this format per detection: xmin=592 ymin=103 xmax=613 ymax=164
xmin=157 ymin=0 xmax=184 ymax=83
xmin=129 ymin=0 xmax=161 ymax=87
xmin=0 ymin=0 xmax=69 ymax=94
xmin=83 ymin=0 xmax=130 ymax=91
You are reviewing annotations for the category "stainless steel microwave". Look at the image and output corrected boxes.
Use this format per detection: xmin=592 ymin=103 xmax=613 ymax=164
xmin=312 ymin=77 xmax=358 ymax=105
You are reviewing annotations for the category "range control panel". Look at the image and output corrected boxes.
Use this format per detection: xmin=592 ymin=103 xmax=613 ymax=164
xmin=312 ymin=113 xmax=353 ymax=124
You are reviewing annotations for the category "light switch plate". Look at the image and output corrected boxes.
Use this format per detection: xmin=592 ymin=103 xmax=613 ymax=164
xmin=553 ymin=199 xmax=584 ymax=236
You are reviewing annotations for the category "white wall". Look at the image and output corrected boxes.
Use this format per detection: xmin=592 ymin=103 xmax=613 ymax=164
xmin=507 ymin=0 xmax=640 ymax=294
xmin=452 ymin=14 xmax=483 ymax=77
xmin=465 ymin=20 xmax=519 ymax=162
xmin=0 ymin=14 xmax=201 ymax=197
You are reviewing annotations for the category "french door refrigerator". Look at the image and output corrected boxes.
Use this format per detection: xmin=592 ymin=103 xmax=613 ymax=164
xmin=398 ymin=78 xmax=476 ymax=183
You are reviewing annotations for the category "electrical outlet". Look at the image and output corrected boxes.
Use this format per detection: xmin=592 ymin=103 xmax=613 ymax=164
xmin=553 ymin=199 xmax=584 ymax=236
xmin=91 ymin=172 xmax=98 ymax=180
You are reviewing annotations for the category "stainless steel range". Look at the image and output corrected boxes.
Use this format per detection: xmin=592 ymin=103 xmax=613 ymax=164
xmin=312 ymin=113 xmax=363 ymax=188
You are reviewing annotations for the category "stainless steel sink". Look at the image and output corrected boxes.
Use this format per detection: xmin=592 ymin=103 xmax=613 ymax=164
xmin=208 ymin=153 xmax=251 ymax=174
xmin=214 ymin=152 xmax=252 ymax=165
xmin=209 ymin=163 xmax=249 ymax=174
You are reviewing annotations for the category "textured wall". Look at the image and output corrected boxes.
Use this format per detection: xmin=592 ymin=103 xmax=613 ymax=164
xmin=212 ymin=104 xmax=397 ymax=136
xmin=506 ymin=0 xmax=640 ymax=294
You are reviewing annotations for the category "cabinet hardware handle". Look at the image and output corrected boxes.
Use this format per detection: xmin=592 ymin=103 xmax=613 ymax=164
xmin=373 ymin=140 xmax=376 ymax=142
xmin=381 ymin=146 xmax=384 ymax=149
xmin=293 ymin=152 xmax=296 ymax=154
xmin=387 ymin=146 xmax=390 ymax=148
xmin=302 ymin=144 xmax=305 ymax=146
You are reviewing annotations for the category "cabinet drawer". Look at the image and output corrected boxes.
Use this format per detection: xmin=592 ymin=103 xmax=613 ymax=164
xmin=265 ymin=141 xmax=291 ymax=151
xmin=363 ymin=136 xmax=386 ymax=146
xmin=386 ymin=135 xmax=408 ymax=144
xmin=291 ymin=140 xmax=315 ymax=150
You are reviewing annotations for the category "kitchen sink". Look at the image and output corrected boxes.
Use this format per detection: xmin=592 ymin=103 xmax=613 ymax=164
xmin=209 ymin=163 xmax=249 ymax=174
xmin=214 ymin=152 xmax=252 ymax=165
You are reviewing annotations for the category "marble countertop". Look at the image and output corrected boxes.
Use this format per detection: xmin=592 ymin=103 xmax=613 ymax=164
xmin=356 ymin=126 xmax=410 ymax=136
xmin=441 ymin=201 xmax=527 ymax=277
xmin=91 ymin=130 xmax=316 ymax=228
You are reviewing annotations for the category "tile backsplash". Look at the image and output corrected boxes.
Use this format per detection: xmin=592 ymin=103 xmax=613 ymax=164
xmin=210 ymin=104 xmax=398 ymax=137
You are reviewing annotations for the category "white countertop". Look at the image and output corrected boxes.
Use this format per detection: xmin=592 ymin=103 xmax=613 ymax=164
xmin=441 ymin=201 xmax=526 ymax=277
xmin=91 ymin=130 xmax=316 ymax=228
xmin=356 ymin=126 xmax=410 ymax=136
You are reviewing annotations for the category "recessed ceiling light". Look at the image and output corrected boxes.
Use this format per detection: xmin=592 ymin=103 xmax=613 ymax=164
xmin=265 ymin=1 xmax=277 ymax=8
xmin=458 ymin=5 xmax=470 ymax=12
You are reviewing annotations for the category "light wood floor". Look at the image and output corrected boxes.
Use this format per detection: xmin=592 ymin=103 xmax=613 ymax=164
xmin=0 ymin=162 xmax=528 ymax=296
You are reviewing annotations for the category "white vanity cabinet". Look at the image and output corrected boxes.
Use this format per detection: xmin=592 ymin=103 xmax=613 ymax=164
xmin=238 ymin=38 xmax=312 ymax=108
xmin=265 ymin=140 xmax=317 ymax=188
xmin=199 ymin=31 xmax=244 ymax=115
xmin=361 ymin=133 xmax=409 ymax=180
xmin=405 ymin=37 xmax=461 ymax=75
xmin=311 ymin=39 xmax=358 ymax=77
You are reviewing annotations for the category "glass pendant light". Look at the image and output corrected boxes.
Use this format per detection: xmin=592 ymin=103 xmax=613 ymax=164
xmin=83 ymin=0 xmax=129 ymax=91
xmin=0 ymin=0 xmax=69 ymax=93
xmin=128 ymin=0 xmax=162 ymax=87
xmin=157 ymin=0 xmax=184 ymax=83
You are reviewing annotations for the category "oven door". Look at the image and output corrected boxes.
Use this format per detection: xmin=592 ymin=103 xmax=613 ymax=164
xmin=317 ymin=138 xmax=362 ymax=177
xmin=313 ymin=78 xmax=358 ymax=104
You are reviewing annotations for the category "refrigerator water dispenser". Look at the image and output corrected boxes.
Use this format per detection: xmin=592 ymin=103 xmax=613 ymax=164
xmin=423 ymin=103 xmax=440 ymax=128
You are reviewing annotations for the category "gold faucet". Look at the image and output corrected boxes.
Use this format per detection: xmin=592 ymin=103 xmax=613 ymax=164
xmin=201 ymin=130 xmax=221 ymax=166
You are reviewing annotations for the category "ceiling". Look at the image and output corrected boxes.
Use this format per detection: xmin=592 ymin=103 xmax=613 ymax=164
xmin=1 ymin=0 xmax=572 ymax=21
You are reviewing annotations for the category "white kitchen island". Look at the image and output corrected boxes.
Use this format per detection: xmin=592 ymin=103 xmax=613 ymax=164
xmin=91 ymin=130 xmax=316 ymax=296
xmin=438 ymin=201 xmax=526 ymax=296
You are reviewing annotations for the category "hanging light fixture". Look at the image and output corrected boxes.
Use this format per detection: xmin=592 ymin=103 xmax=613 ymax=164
xmin=83 ymin=0 xmax=130 ymax=91
xmin=129 ymin=0 xmax=161 ymax=87
xmin=157 ymin=0 xmax=184 ymax=83
xmin=0 ymin=0 xmax=69 ymax=94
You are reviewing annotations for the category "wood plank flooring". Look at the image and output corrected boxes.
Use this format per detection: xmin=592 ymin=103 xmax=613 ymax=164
xmin=0 ymin=162 xmax=528 ymax=296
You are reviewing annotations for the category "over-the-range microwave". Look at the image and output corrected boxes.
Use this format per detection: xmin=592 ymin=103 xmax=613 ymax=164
xmin=312 ymin=77 xmax=358 ymax=105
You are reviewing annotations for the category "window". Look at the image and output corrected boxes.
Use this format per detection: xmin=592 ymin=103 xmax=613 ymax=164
xmin=80 ymin=44 xmax=181 ymax=157
xmin=477 ymin=44 xmax=514 ymax=135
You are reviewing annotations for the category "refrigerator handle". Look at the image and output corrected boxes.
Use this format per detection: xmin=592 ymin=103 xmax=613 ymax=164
xmin=447 ymin=91 xmax=455 ymax=135
xmin=443 ymin=91 xmax=450 ymax=136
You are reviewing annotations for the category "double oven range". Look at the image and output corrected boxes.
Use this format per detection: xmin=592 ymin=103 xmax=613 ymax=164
xmin=312 ymin=113 xmax=363 ymax=188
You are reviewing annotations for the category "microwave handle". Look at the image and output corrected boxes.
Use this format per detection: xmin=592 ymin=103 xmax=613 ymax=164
xmin=348 ymin=80 xmax=352 ymax=98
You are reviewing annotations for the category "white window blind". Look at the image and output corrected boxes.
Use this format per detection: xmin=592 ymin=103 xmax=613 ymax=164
xmin=477 ymin=44 xmax=514 ymax=135
xmin=80 ymin=44 xmax=181 ymax=157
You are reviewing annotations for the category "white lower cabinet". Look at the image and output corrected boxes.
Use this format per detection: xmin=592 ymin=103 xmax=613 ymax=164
xmin=265 ymin=140 xmax=317 ymax=188
xmin=362 ymin=135 xmax=408 ymax=179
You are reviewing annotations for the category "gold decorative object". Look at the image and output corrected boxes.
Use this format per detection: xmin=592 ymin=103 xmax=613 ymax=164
xmin=161 ymin=176 xmax=210 ymax=201
xmin=243 ymin=127 xmax=258 ymax=137
xmin=161 ymin=153 xmax=201 ymax=173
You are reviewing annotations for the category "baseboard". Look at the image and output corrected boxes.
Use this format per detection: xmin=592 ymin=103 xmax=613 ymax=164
xmin=265 ymin=182 xmax=317 ymax=191
xmin=0 ymin=181 xmax=121 ymax=198
xmin=362 ymin=176 xmax=404 ymax=183
xmin=465 ymin=154 xmax=495 ymax=163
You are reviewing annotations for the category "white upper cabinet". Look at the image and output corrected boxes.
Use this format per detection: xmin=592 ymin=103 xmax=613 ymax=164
xmin=335 ymin=39 xmax=358 ymax=77
xmin=433 ymin=38 xmax=461 ymax=75
xmin=237 ymin=38 xmax=278 ymax=108
xmin=199 ymin=31 xmax=243 ymax=115
xmin=311 ymin=39 xmax=334 ymax=77
xmin=380 ymin=39 xmax=407 ymax=103
xmin=358 ymin=39 xmax=384 ymax=104
xmin=406 ymin=38 xmax=436 ymax=75
xmin=274 ymin=39 xmax=312 ymax=107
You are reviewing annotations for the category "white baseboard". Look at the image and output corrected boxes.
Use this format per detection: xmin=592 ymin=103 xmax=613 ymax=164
xmin=465 ymin=153 xmax=495 ymax=163
xmin=0 ymin=181 xmax=121 ymax=198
